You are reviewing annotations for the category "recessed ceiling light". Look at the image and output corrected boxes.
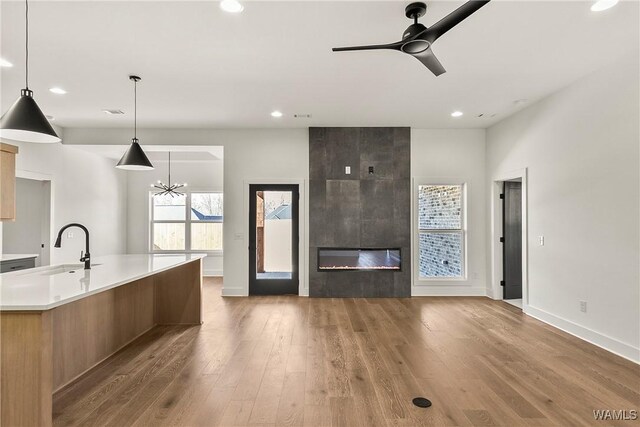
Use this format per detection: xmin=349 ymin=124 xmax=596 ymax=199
xmin=45 ymin=115 xmax=54 ymax=121
xmin=451 ymin=111 xmax=463 ymax=118
xmin=220 ymin=0 xmax=244 ymax=13
xmin=49 ymin=87 xmax=67 ymax=95
xmin=103 ymin=109 xmax=124 ymax=115
xmin=591 ymin=0 xmax=619 ymax=12
xmin=0 ymin=58 xmax=13 ymax=67
xmin=271 ymin=110 xmax=283 ymax=118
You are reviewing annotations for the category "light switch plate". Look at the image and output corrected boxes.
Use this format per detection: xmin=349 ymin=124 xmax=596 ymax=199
xmin=539 ymin=236 xmax=544 ymax=246
xmin=345 ymin=166 xmax=351 ymax=175
xmin=67 ymin=232 xmax=73 ymax=238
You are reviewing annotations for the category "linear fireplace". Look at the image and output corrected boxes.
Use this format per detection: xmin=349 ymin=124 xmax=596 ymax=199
xmin=317 ymin=248 xmax=401 ymax=272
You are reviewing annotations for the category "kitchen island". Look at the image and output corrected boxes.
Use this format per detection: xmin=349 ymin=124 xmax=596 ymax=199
xmin=0 ymin=254 xmax=205 ymax=427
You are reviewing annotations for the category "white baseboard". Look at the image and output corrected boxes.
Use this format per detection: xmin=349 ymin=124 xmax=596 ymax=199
xmin=525 ymin=305 xmax=640 ymax=364
xmin=221 ymin=287 xmax=246 ymax=297
xmin=411 ymin=286 xmax=487 ymax=296
xmin=204 ymin=269 xmax=223 ymax=277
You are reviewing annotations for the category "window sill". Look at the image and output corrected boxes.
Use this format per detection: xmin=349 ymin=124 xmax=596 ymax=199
xmin=415 ymin=277 xmax=469 ymax=285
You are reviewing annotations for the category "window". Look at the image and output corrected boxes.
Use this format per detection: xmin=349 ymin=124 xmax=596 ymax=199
xmin=151 ymin=191 xmax=223 ymax=252
xmin=418 ymin=185 xmax=465 ymax=279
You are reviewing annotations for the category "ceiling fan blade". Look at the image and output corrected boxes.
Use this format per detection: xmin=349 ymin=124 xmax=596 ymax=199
xmin=427 ymin=0 xmax=490 ymax=42
xmin=332 ymin=41 xmax=403 ymax=52
xmin=412 ymin=48 xmax=446 ymax=76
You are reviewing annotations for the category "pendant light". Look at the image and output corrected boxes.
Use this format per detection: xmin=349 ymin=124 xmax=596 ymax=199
xmin=151 ymin=152 xmax=187 ymax=197
xmin=0 ymin=0 xmax=60 ymax=143
xmin=116 ymin=75 xmax=154 ymax=170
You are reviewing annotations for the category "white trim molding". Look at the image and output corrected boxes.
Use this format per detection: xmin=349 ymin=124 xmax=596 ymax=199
xmin=412 ymin=286 xmax=487 ymax=297
xmin=221 ymin=287 xmax=246 ymax=297
xmin=231 ymin=178 xmax=307 ymax=297
xmin=411 ymin=176 xmax=485 ymax=296
xmin=204 ymin=269 xmax=223 ymax=277
xmin=489 ymin=168 xmax=529 ymax=306
xmin=525 ymin=305 xmax=640 ymax=364
xmin=15 ymin=169 xmax=54 ymax=267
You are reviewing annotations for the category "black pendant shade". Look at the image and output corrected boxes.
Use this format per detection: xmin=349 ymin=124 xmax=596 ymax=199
xmin=116 ymin=138 xmax=154 ymax=170
xmin=0 ymin=89 xmax=61 ymax=143
xmin=115 ymin=75 xmax=154 ymax=171
xmin=0 ymin=0 xmax=61 ymax=144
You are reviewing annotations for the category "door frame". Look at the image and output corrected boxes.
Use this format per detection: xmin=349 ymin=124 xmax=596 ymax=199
xmin=14 ymin=169 xmax=54 ymax=267
xmin=248 ymin=183 xmax=299 ymax=295
xmin=241 ymin=179 xmax=307 ymax=296
xmin=490 ymin=168 xmax=528 ymax=306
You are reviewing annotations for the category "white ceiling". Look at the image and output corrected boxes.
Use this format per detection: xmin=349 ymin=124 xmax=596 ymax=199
xmin=1 ymin=1 xmax=638 ymax=130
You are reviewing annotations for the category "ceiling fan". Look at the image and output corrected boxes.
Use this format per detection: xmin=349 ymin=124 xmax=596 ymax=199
xmin=332 ymin=0 xmax=490 ymax=76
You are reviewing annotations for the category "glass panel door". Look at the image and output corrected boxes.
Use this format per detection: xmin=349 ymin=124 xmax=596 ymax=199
xmin=249 ymin=185 xmax=299 ymax=295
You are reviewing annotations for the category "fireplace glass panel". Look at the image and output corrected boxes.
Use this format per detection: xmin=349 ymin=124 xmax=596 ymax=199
xmin=318 ymin=248 xmax=401 ymax=271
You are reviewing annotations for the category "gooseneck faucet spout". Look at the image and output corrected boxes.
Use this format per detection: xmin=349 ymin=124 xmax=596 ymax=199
xmin=54 ymin=223 xmax=91 ymax=270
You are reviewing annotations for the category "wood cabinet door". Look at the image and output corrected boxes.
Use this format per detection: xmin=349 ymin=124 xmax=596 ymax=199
xmin=0 ymin=144 xmax=18 ymax=221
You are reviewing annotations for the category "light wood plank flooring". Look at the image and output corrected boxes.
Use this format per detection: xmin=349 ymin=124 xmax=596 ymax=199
xmin=53 ymin=278 xmax=639 ymax=426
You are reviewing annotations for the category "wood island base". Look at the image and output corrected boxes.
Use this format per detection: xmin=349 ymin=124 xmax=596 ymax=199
xmin=0 ymin=258 xmax=202 ymax=427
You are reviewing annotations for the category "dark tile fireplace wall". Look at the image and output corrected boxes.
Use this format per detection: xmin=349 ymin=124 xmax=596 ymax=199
xmin=309 ymin=127 xmax=411 ymax=297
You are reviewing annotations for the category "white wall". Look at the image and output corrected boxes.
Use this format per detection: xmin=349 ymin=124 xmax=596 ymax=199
xmin=0 ymin=137 xmax=128 ymax=264
xmin=486 ymin=55 xmax=640 ymax=362
xmin=411 ymin=129 xmax=487 ymax=296
xmin=62 ymin=128 xmax=309 ymax=296
xmin=126 ymin=157 xmax=224 ymax=275
xmin=2 ymin=178 xmax=50 ymax=266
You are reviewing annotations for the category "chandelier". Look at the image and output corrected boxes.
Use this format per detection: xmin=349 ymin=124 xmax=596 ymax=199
xmin=151 ymin=152 xmax=187 ymax=197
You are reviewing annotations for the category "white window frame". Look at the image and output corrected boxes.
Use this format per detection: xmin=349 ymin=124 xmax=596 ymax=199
xmin=414 ymin=181 xmax=467 ymax=283
xmin=149 ymin=189 xmax=223 ymax=255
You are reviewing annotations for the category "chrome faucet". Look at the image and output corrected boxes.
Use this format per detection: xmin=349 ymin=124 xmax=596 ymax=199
xmin=54 ymin=223 xmax=91 ymax=270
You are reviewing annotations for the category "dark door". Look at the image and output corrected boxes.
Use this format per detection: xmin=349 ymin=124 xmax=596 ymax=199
xmin=249 ymin=184 xmax=299 ymax=295
xmin=503 ymin=181 xmax=522 ymax=300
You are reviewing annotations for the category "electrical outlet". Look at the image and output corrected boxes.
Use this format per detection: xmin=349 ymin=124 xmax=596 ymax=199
xmin=345 ymin=166 xmax=351 ymax=175
xmin=580 ymin=301 xmax=587 ymax=313
xmin=539 ymin=235 xmax=545 ymax=246
xmin=67 ymin=231 xmax=74 ymax=239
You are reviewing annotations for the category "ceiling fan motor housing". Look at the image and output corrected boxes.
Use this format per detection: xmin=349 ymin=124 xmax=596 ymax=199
xmin=405 ymin=2 xmax=427 ymax=19
xmin=402 ymin=23 xmax=427 ymax=40
xmin=401 ymin=23 xmax=430 ymax=53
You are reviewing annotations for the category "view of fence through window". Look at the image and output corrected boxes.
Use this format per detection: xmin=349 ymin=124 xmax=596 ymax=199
xmin=152 ymin=192 xmax=223 ymax=251
xmin=418 ymin=185 xmax=464 ymax=278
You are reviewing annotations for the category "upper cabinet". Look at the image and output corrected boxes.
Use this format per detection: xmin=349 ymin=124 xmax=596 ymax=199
xmin=0 ymin=143 xmax=19 ymax=221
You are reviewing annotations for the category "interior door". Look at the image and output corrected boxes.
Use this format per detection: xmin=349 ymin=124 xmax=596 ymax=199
xmin=249 ymin=184 xmax=299 ymax=295
xmin=503 ymin=181 xmax=522 ymax=300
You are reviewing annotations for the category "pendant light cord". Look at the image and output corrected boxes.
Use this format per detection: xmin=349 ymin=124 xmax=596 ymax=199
xmin=25 ymin=0 xmax=29 ymax=89
xmin=168 ymin=152 xmax=172 ymax=185
xmin=134 ymin=79 xmax=137 ymax=140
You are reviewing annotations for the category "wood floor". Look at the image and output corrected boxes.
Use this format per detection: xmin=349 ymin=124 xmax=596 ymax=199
xmin=53 ymin=278 xmax=639 ymax=426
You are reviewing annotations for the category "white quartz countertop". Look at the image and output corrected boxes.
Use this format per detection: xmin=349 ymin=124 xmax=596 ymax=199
xmin=1 ymin=254 xmax=39 ymax=262
xmin=0 ymin=254 xmax=206 ymax=311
